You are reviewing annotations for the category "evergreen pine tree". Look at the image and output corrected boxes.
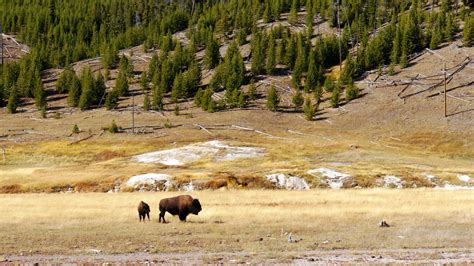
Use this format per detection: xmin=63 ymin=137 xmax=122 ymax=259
xmin=271 ymin=0 xmax=281 ymax=21
xmin=305 ymin=50 xmax=319 ymax=92
xmin=102 ymin=45 xmax=118 ymax=69
xmin=171 ymin=74 xmax=184 ymax=102
xmin=444 ymin=14 xmax=456 ymax=42
xmin=266 ymin=85 xmax=279 ymax=112
xmin=119 ymin=56 xmax=133 ymax=77
xmin=40 ymin=106 xmax=47 ymax=118
xmin=225 ymin=89 xmax=237 ymax=107
xmin=72 ymin=124 xmax=80 ymax=134
xmin=289 ymin=0 xmax=298 ymax=25
xmin=17 ymin=58 xmax=34 ymax=98
xmin=324 ymin=78 xmax=335 ymax=93
xmin=345 ymin=83 xmax=360 ymax=101
xmin=463 ymin=17 xmax=474 ymax=47
xmin=222 ymin=41 xmax=245 ymax=92
xmin=152 ymin=85 xmax=164 ymax=111
xmin=201 ymin=88 xmax=212 ymax=111
xmin=115 ymin=70 xmax=129 ymax=96
xmin=248 ymin=81 xmax=257 ymax=100
xmin=194 ymin=88 xmax=204 ymax=106
xmin=207 ymin=99 xmax=216 ymax=113
xmin=340 ymin=53 xmax=355 ymax=85
xmin=285 ymin=36 xmax=297 ymax=69
xmin=292 ymin=53 xmax=304 ymax=88
xmin=173 ymin=42 xmax=185 ymax=71
xmin=400 ymin=50 xmax=408 ymax=68
xmin=140 ymin=71 xmax=149 ymax=91
xmin=204 ymin=37 xmax=220 ymax=69
xmin=143 ymin=92 xmax=150 ymax=111
xmin=390 ymin=26 xmax=401 ymax=65
xmin=105 ymin=90 xmax=119 ymax=110
xmin=430 ymin=25 xmax=442 ymax=49
xmin=7 ymin=86 xmax=19 ymax=114
xmin=67 ymin=72 xmax=82 ymax=107
xmin=251 ymin=31 xmax=265 ymax=75
xmin=78 ymin=67 xmax=95 ymax=110
xmin=266 ymin=33 xmax=276 ymax=75
xmin=160 ymin=58 xmax=173 ymax=92
xmin=263 ymin=1 xmax=272 ymax=23
xmin=303 ymin=97 xmax=314 ymax=120
xmin=183 ymin=63 xmax=201 ymax=96
xmin=331 ymin=85 xmax=341 ymax=108
xmin=276 ymin=38 xmax=285 ymax=64
xmin=56 ymin=69 xmax=72 ymax=94
xmin=388 ymin=63 xmax=396 ymax=75
xmin=292 ymin=89 xmax=304 ymax=111
xmin=314 ymin=85 xmax=323 ymax=104
xmin=238 ymin=91 xmax=247 ymax=108
xmin=174 ymin=104 xmax=180 ymax=116
xmin=109 ymin=120 xmax=119 ymax=133
xmin=148 ymin=54 xmax=160 ymax=81
xmin=94 ymin=72 xmax=106 ymax=106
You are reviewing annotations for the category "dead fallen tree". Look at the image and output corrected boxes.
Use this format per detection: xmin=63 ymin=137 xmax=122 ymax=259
xmin=195 ymin=124 xmax=214 ymax=135
xmin=68 ymin=134 xmax=94 ymax=145
xmin=427 ymin=81 xmax=474 ymax=98
xmin=374 ymin=56 xmax=471 ymax=100
xmin=192 ymin=124 xmax=288 ymax=139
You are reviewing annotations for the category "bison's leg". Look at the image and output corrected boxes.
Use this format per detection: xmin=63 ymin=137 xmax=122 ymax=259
xmin=139 ymin=213 xmax=142 ymax=222
xmin=179 ymin=212 xmax=187 ymax=222
xmin=159 ymin=211 xmax=167 ymax=223
xmin=146 ymin=212 xmax=150 ymax=221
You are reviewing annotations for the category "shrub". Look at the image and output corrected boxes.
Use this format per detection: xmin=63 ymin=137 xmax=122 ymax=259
xmin=109 ymin=120 xmax=120 ymax=133
xmin=324 ymin=78 xmax=335 ymax=93
xmin=303 ymin=97 xmax=314 ymax=121
xmin=331 ymin=87 xmax=341 ymax=108
xmin=72 ymin=124 xmax=80 ymax=134
xmin=345 ymin=83 xmax=360 ymax=101
xmin=292 ymin=90 xmax=304 ymax=111
xmin=248 ymin=81 xmax=257 ymax=100
xmin=266 ymin=85 xmax=279 ymax=112
xmin=174 ymin=104 xmax=180 ymax=116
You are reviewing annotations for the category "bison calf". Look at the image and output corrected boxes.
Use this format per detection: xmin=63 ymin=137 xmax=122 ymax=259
xmin=138 ymin=201 xmax=151 ymax=222
xmin=159 ymin=195 xmax=201 ymax=223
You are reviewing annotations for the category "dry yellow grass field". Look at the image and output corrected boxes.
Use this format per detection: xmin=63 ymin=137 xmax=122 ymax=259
xmin=0 ymin=190 xmax=473 ymax=261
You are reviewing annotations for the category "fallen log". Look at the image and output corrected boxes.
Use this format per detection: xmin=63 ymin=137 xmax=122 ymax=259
xmin=195 ymin=124 xmax=214 ymax=135
xmin=427 ymin=81 xmax=474 ymax=98
xmin=68 ymin=134 xmax=94 ymax=145
xmin=399 ymin=57 xmax=471 ymax=99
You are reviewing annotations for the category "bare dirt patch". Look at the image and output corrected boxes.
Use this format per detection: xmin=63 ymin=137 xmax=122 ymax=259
xmin=3 ymin=249 xmax=473 ymax=264
xmin=1 ymin=33 xmax=30 ymax=63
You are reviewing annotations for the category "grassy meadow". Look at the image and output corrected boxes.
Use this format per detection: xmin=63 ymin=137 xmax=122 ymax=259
xmin=0 ymin=189 xmax=472 ymax=256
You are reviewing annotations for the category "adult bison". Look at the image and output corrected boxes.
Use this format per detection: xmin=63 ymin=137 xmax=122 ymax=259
xmin=137 ymin=201 xmax=151 ymax=222
xmin=159 ymin=195 xmax=202 ymax=223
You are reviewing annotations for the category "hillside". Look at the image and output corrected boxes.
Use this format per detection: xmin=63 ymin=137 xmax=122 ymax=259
xmin=0 ymin=0 xmax=473 ymax=192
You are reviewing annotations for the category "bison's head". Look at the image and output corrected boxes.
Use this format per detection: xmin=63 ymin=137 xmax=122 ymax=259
xmin=190 ymin=198 xmax=202 ymax=215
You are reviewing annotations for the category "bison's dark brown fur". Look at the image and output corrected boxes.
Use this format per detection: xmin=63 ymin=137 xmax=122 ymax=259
xmin=138 ymin=201 xmax=150 ymax=222
xmin=159 ymin=195 xmax=202 ymax=223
